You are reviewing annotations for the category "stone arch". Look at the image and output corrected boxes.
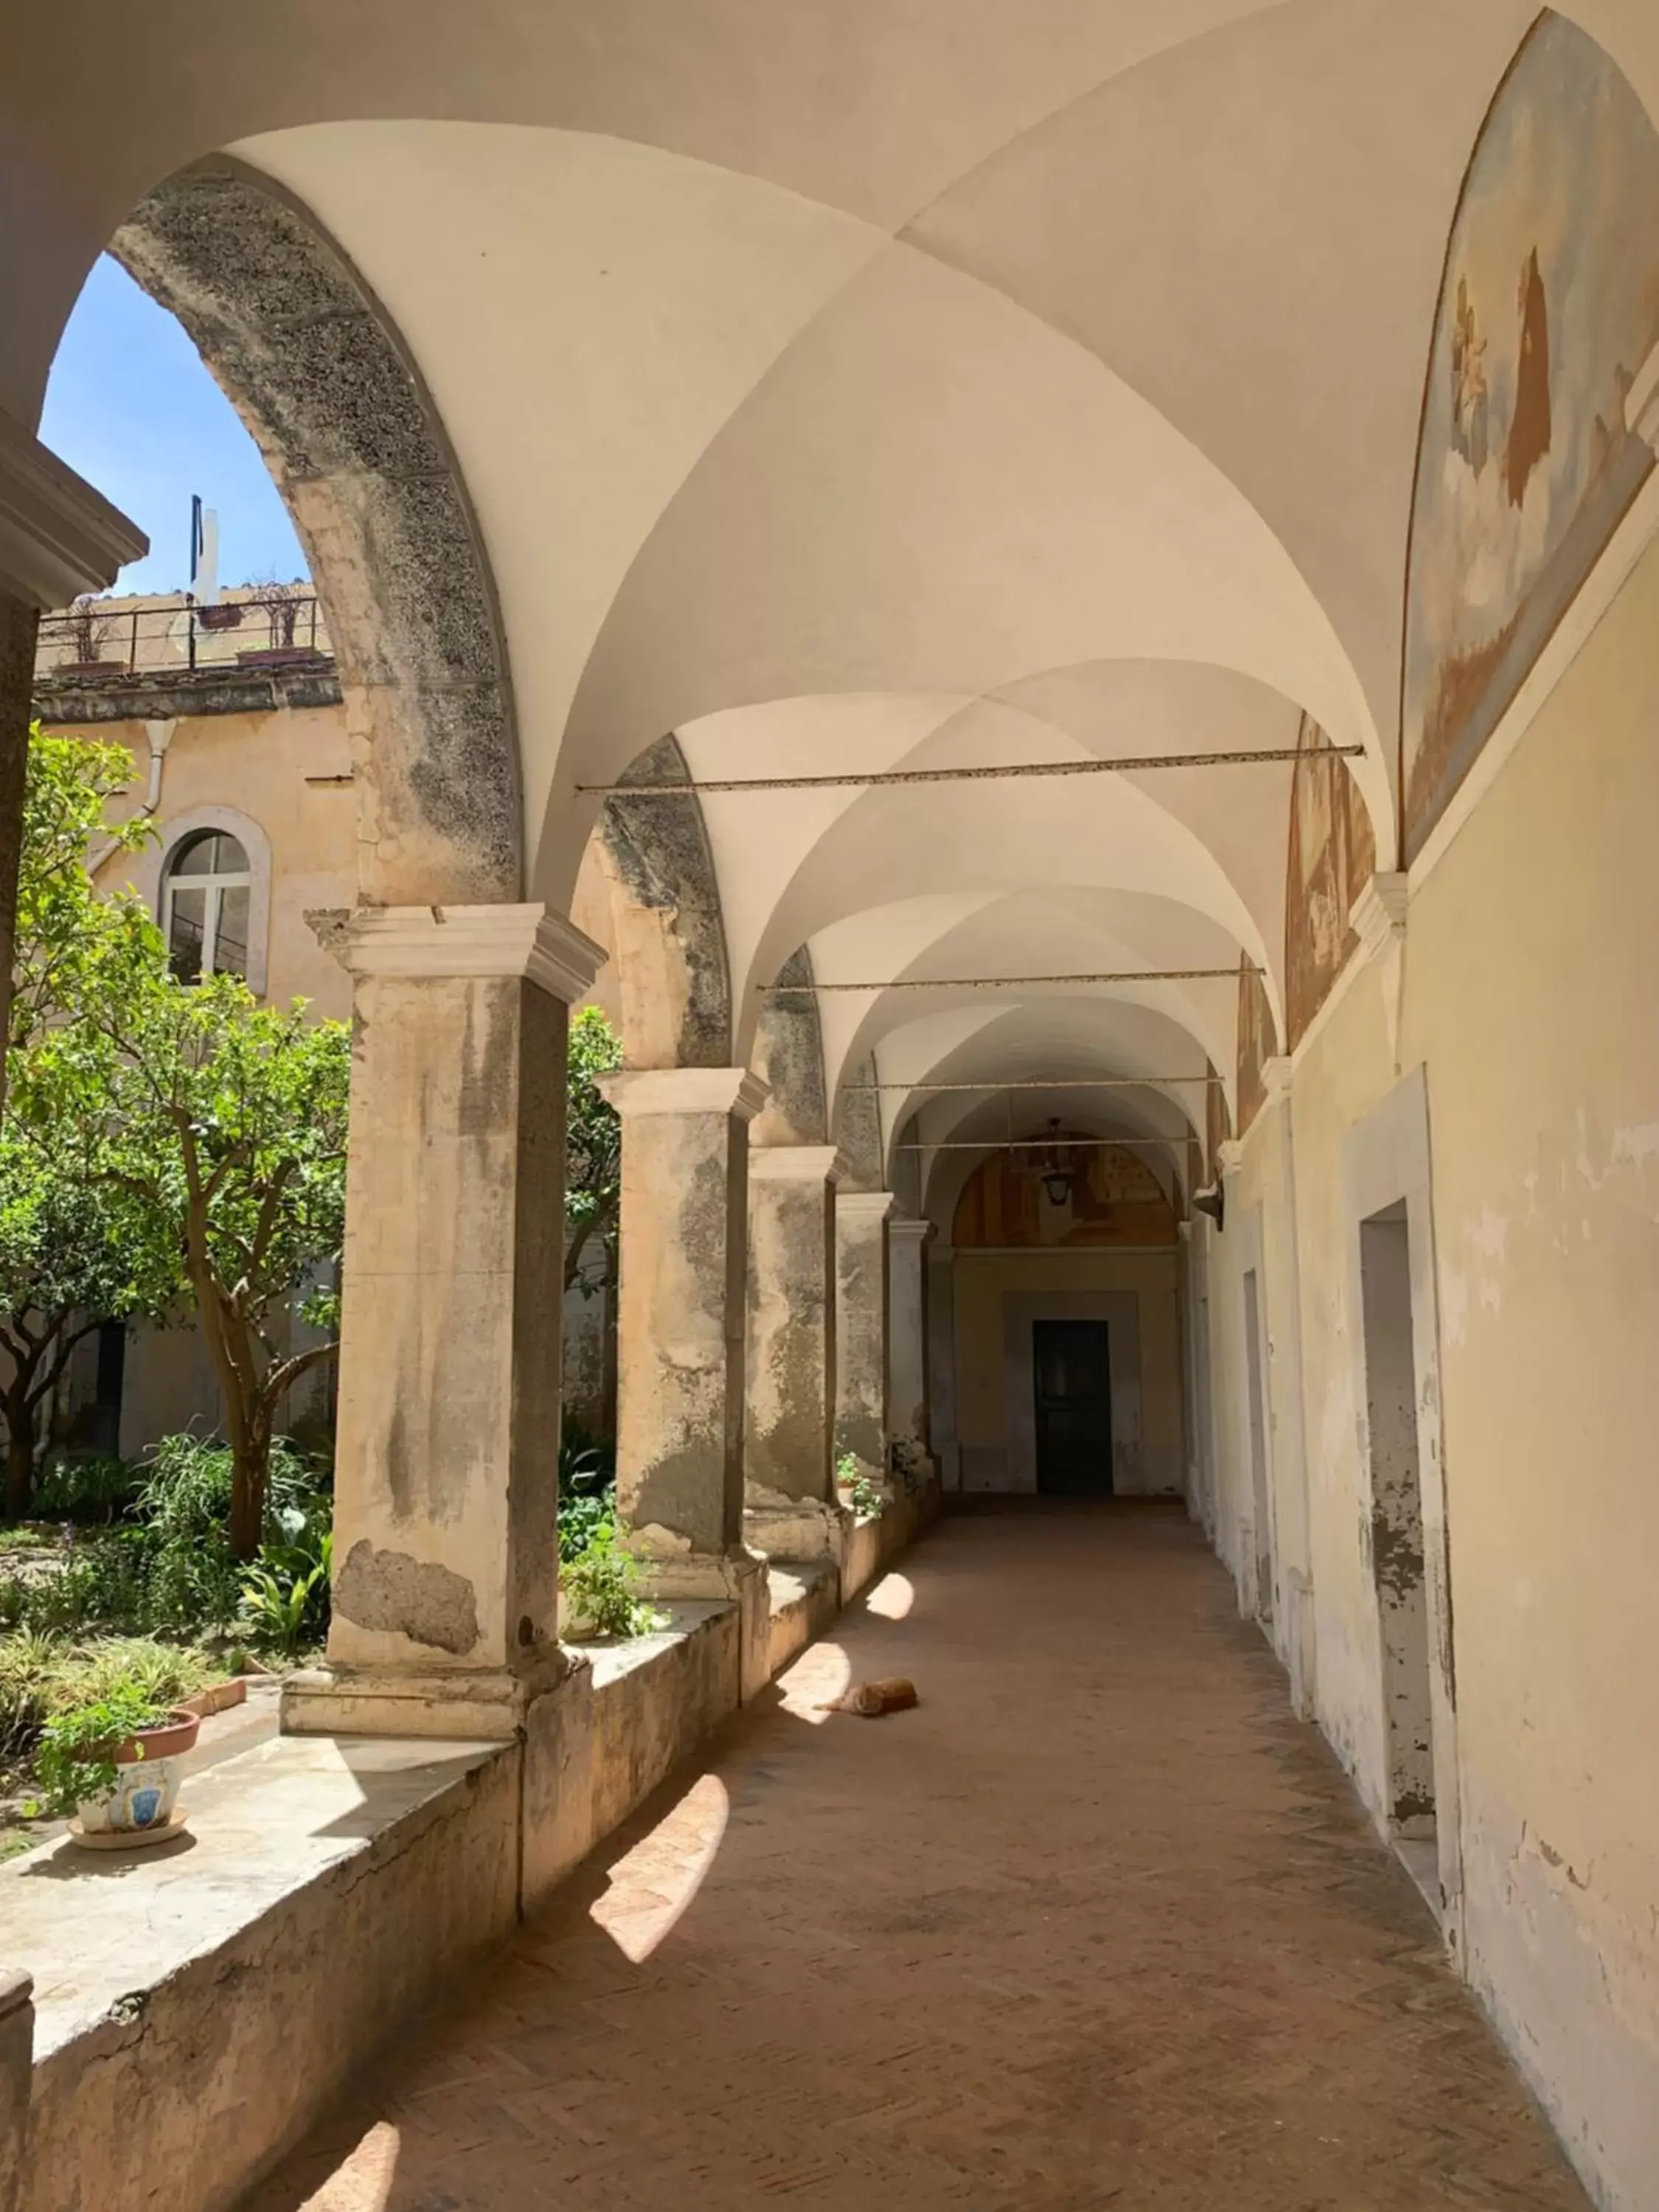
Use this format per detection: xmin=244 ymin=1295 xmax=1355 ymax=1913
xmin=750 ymin=946 xmax=829 ymax=1147
xmin=593 ymin=735 xmax=731 ymax=1068
xmin=111 ymin=157 xmax=521 ymax=906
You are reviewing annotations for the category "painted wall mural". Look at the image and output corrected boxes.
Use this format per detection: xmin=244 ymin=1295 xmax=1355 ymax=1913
xmin=1234 ymin=959 xmax=1274 ymax=1138
xmin=953 ymin=1140 xmax=1177 ymax=1251
xmin=1403 ymin=11 xmax=1659 ymax=860
xmin=1285 ymin=714 xmax=1376 ymax=1048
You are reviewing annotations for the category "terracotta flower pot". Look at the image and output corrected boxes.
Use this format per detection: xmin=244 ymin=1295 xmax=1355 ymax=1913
xmin=72 ymin=1708 xmax=201 ymax=1844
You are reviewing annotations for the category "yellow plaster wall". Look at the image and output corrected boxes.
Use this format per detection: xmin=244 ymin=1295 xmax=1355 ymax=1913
xmin=953 ymin=1247 xmax=1183 ymax=1493
xmin=90 ymin=705 xmax=358 ymax=1018
xmin=1204 ymin=529 xmax=1659 ymax=2208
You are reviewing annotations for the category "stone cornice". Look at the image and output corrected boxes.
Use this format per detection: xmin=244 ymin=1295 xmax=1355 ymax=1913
xmin=1349 ymin=871 xmax=1408 ymax=959
xmin=836 ymin=1189 xmax=897 ymax=1223
xmin=1629 ymin=338 xmax=1659 ymax=453
xmin=313 ymin=903 xmax=605 ymax=1002
xmin=599 ymin=1066 xmax=770 ymax=1122
xmin=0 ymin=408 xmax=147 ymax=608
xmin=748 ymin=1144 xmax=844 ymax=1183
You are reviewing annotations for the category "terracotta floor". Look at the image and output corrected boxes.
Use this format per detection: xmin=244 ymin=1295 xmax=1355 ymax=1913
xmin=246 ymin=1505 xmax=1589 ymax=2211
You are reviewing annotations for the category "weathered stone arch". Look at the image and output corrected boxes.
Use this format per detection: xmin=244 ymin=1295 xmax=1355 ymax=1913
xmin=833 ymin=1054 xmax=885 ymax=1192
xmin=111 ymin=158 xmax=520 ymax=905
xmin=751 ymin=947 xmax=828 ymax=1147
xmin=595 ymin=735 xmax=731 ymax=1068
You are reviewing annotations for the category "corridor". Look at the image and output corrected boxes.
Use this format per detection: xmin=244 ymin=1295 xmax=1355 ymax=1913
xmin=247 ymin=1507 xmax=1586 ymax=2211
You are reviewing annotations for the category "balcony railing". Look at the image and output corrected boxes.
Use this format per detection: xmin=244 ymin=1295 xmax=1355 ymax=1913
xmin=34 ymin=591 xmax=333 ymax=685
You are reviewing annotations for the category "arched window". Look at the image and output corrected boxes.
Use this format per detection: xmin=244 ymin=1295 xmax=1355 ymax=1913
xmin=162 ymin=829 xmax=251 ymax=983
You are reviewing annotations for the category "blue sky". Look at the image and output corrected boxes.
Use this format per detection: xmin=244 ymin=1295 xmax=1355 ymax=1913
xmin=41 ymin=255 xmax=309 ymax=597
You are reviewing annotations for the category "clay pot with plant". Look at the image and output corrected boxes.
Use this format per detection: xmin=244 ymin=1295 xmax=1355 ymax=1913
xmin=33 ymin=1685 xmax=199 ymax=1847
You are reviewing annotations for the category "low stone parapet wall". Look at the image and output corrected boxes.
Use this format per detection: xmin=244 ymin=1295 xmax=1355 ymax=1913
xmin=0 ymin=1513 xmax=936 ymax=2212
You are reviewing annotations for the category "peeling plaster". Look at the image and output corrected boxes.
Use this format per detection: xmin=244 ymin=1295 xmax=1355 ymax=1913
xmin=335 ymin=1539 xmax=480 ymax=1656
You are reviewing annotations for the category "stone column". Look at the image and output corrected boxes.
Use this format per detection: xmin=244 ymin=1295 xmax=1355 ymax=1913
xmin=743 ymin=1144 xmax=848 ymax=1562
xmin=835 ymin=1189 xmax=895 ymax=1487
xmin=0 ymin=408 xmax=147 ymax=1087
xmin=928 ymin=1242 xmax=961 ymax=1489
xmin=284 ymin=904 xmax=603 ymax=1739
xmin=887 ymin=1216 xmax=937 ymax=1489
xmin=601 ymin=1069 xmax=771 ymax=1683
xmin=0 ymin=1969 xmax=32 ymax=2212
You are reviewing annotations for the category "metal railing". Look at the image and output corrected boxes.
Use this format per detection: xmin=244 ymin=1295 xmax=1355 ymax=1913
xmin=34 ymin=591 xmax=333 ymax=684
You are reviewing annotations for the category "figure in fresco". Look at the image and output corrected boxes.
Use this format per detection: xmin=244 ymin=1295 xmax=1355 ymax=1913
xmin=1402 ymin=12 xmax=1659 ymax=858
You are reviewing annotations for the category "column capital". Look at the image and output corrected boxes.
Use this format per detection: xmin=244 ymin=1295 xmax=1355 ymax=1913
xmin=888 ymin=1216 xmax=935 ymax=1249
xmin=0 ymin=408 xmax=147 ymax=608
xmin=748 ymin=1143 xmax=844 ymax=1185
xmin=1349 ymin=872 xmax=1408 ymax=959
xmin=312 ymin=902 xmax=605 ymax=1002
xmin=1262 ymin=1054 xmax=1293 ymax=1102
xmin=1630 ymin=337 xmax=1659 ymax=453
xmin=836 ymin=1188 xmax=897 ymax=1224
xmin=600 ymin=1065 xmax=769 ymax=1121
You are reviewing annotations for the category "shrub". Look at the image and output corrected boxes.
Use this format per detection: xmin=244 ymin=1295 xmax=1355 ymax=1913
xmin=835 ymin=1452 xmax=887 ymax=1521
xmin=33 ymin=1453 xmax=138 ymax=1525
xmin=559 ymin=1523 xmax=664 ymax=1641
xmin=237 ymin=1530 xmax=331 ymax=1655
xmin=558 ymin=1422 xmax=617 ymax=1564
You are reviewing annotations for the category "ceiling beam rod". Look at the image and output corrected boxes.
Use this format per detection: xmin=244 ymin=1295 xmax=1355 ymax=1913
xmin=849 ymin=1074 xmax=1223 ymax=1092
xmin=578 ymin=745 xmax=1360 ymax=798
xmin=760 ymin=967 xmax=1255 ymax=992
xmin=890 ymin=1136 xmax=1192 ymax=1154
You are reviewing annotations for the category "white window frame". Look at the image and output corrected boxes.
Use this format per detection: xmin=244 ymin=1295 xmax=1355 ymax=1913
xmin=153 ymin=805 xmax=273 ymax=995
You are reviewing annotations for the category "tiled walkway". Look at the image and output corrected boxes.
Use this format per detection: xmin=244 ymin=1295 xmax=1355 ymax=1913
xmin=247 ymin=1506 xmax=1588 ymax=2210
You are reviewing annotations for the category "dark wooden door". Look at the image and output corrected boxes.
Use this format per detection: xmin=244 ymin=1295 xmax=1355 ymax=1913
xmin=1032 ymin=1320 xmax=1113 ymax=1495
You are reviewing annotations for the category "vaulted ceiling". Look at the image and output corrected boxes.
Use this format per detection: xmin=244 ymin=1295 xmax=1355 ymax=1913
xmin=11 ymin=0 xmax=1658 ymax=1208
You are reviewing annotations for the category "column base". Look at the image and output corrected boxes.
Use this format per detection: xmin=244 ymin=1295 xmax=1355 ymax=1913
xmin=281 ymin=1643 xmax=575 ymax=1742
xmin=742 ymin=1488 xmax=853 ymax=1568
xmin=630 ymin=1547 xmax=772 ymax=1705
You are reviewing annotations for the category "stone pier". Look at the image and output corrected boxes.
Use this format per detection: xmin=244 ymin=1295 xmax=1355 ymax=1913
xmin=284 ymin=903 xmax=603 ymax=1739
xmin=834 ymin=1189 xmax=894 ymax=1489
xmin=743 ymin=1144 xmax=849 ymax=1563
xmin=602 ymin=1067 xmax=771 ymax=1691
xmin=887 ymin=1214 xmax=937 ymax=1489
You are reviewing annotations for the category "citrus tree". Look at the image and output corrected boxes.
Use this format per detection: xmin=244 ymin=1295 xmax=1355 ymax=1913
xmin=564 ymin=1005 xmax=622 ymax=1292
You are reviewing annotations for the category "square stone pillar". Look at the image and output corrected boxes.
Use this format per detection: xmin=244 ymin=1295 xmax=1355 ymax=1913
xmin=284 ymin=904 xmax=604 ymax=1740
xmin=835 ymin=1189 xmax=895 ymax=1487
xmin=743 ymin=1144 xmax=851 ymax=1563
xmin=601 ymin=1068 xmax=771 ymax=1625
xmin=887 ymin=1216 xmax=938 ymax=1490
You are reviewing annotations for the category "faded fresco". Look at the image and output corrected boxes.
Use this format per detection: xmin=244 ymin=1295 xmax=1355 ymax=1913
xmin=953 ymin=1141 xmax=1178 ymax=1250
xmin=1234 ymin=959 xmax=1275 ymax=1138
xmin=1403 ymin=12 xmax=1659 ymax=859
xmin=1285 ymin=714 xmax=1376 ymax=1047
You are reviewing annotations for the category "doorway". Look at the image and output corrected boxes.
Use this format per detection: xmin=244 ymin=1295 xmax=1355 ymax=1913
xmin=1242 ymin=1269 xmax=1274 ymax=1625
xmin=1359 ymin=1202 xmax=1436 ymax=1843
xmin=1032 ymin=1320 xmax=1113 ymax=1495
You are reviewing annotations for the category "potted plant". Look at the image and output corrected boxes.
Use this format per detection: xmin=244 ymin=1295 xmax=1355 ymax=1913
xmin=34 ymin=1685 xmax=199 ymax=1848
xmin=52 ymin=597 xmax=128 ymax=680
xmin=236 ymin=580 xmax=324 ymax=668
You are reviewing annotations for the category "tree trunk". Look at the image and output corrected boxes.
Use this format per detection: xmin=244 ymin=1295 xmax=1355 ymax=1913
xmin=228 ymin=1426 xmax=264 ymax=1562
xmin=3 ymin=1399 xmax=34 ymax=1521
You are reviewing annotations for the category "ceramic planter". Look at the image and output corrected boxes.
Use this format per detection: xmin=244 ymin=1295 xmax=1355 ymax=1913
xmin=72 ymin=1708 xmax=200 ymax=1846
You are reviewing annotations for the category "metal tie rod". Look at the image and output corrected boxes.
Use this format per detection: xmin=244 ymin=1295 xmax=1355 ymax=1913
xmin=891 ymin=1135 xmax=1188 ymax=1154
xmin=759 ymin=967 xmax=1255 ymax=992
xmin=847 ymin=1074 xmax=1222 ymax=1093
xmin=579 ymin=746 xmax=1360 ymax=797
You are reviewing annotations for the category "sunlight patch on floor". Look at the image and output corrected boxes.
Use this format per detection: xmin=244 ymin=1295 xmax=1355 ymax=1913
xmin=589 ymin=1773 xmax=729 ymax=1961
xmin=776 ymin=1639 xmax=850 ymax=1724
xmin=865 ymin=1571 xmax=914 ymax=1619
